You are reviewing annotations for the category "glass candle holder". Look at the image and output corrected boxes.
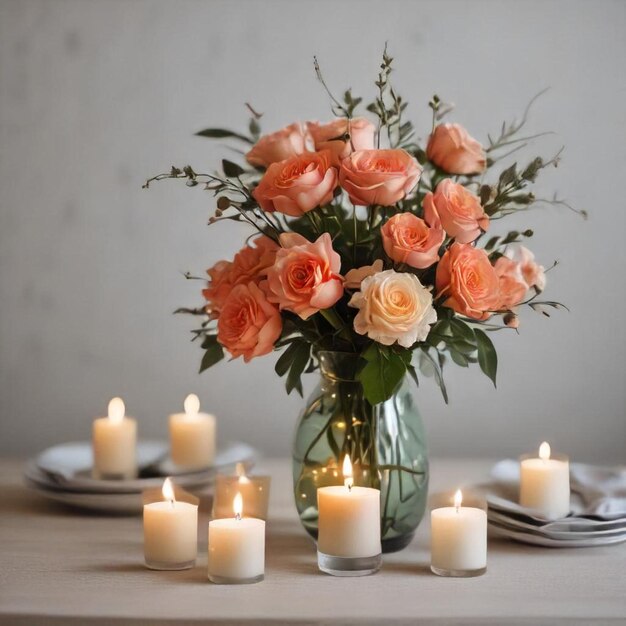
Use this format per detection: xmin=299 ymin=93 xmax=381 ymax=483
xmin=212 ymin=474 xmax=271 ymax=520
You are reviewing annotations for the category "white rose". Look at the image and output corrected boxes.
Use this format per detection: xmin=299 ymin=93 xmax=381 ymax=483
xmin=348 ymin=269 xmax=437 ymax=348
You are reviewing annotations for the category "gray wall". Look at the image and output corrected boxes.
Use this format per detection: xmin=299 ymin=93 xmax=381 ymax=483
xmin=1 ymin=0 xmax=625 ymax=462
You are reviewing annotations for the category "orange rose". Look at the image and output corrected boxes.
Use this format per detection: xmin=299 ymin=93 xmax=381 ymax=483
xmin=308 ymin=117 xmax=376 ymax=166
xmin=245 ymin=122 xmax=314 ymax=168
xmin=381 ymin=212 xmax=444 ymax=269
xmin=494 ymin=256 xmax=527 ymax=310
xmin=339 ymin=149 xmax=421 ymax=206
xmin=427 ymin=123 xmax=486 ymax=175
xmin=202 ymin=260 xmax=233 ymax=316
xmin=436 ymin=243 xmax=500 ymax=320
xmin=230 ymin=236 xmax=278 ymax=287
xmin=217 ymin=282 xmax=282 ymax=362
xmin=423 ymin=179 xmax=489 ymax=244
xmin=252 ymin=151 xmax=337 ymax=217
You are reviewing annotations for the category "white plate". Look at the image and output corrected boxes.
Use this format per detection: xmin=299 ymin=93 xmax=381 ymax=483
xmin=32 ymin=441 xmax=256 ymax=493
xmin=488 ymin=521 xmax=626 ymax=548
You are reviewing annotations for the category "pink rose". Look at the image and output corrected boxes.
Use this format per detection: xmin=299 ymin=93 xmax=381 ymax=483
xmin=230 ymin=236 xmax=278 ymax=287
xmin=381 ymin=212 xmax=444 ymax=269
xmin=423 ymin=179 xmax=489 ymax=244
xmin=494 ymin=256 xmax=528 ymax=310
xmin=265 ymin=232 xmax=343 ymax=319
xmin=427 ymin=123 xmax=487 ymax=175
xmin=245 ymin=122 xmax=314 ymax=168
xmin=505 ymin=245 xmax=546 ymax=292
xmin=344 ymin=259 xmax=384 ymax=290
xmin=252 ymin=151 xmax=337 ymax=217
xmin=202 ymin=260 xmax=234 ymax=316
xmin=339 ymin=149 xmax=422 ymax=206
xmin=436 ymin=243 xmax=500 ymax=320
xmin=217 ymin=282 xmax=282 ymax=362
xmin=348 ymin=270 xmax=437 ymax=348
xmin=308 ymin=117 xmax=376 ymax=166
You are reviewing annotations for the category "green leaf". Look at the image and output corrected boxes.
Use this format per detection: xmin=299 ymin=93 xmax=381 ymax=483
xmin=358 ymin=344 xmax=407 ymax=405
xmin=285 ymin=343 xmax=311 ymax=396
xmin=275 ymin=341 xmax=302 ymax=377
xmin=222 ymin=159 xmax=245 ymax=178
xmin=195 ymin=128 xmax=253 ymax=144
xmin=475 ymin=328 xmax=498 ymax=387
xmin=449 ymin=318 xmax=476 ymax=343
xmin=199 ymin=335 xmax=224 ymax=373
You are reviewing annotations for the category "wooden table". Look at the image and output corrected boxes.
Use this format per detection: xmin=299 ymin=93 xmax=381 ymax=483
xmin=1 ymin=457 xmax=624 ymax=625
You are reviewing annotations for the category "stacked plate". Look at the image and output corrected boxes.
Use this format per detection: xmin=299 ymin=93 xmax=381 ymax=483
xmin=484 ymin=460 xmax=626 ymax=547
xmin=24 ymin=440 xmax=257 ymax=514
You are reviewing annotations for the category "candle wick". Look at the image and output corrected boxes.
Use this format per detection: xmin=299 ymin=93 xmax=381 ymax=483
xmin=455 ymin=505 xmax=459 ymax=514
xmin=170 ymin=499 xmax=175 ymax=510
xmin=348 ymin=484 xmax=352 ymax=493
xmin=235 ymin=512 xmax=241 ymax=522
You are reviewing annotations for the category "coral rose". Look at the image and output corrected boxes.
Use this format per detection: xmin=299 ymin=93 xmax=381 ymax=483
xmin=245 ymin=122 xmax=314 ymax=168
xmin=436 ymin=243 xmax=500 ymax=320
xmin=217 ymin=282 xmax=282 ymax=362
xmin=381 ymin=212 xmax=444 ymax=269
xmin=339 ymin=149 xmax=421 ymax=206
xmin=504 ymin=245 xmax=546 ymax=292
xmin=427 ymin=123 xmax=487 ymax=175
xmin=230 ymin=236 xmax=278 ymax=286
xmin=252 ymin=151 xmax=337 ymax=217
xmin=202 ymin=260 xmax=234 ymax=316
xmin=423 ymin=179 xmax=489 ymax=244
xmin=308 ymin=117 xmax=376 ymax=166
xmin=349 ymin=269 xmax=437 ymax=348
xmin=265 ymin=232 xmax=343 ymax=319
xmin=494 ymin=256 xmax=528 ymax=310
xmin=344 ymin=259 xmax=384 ymax=290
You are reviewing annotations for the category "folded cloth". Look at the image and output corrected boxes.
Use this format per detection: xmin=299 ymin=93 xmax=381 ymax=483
xmin=490 ymin=459 xmax=626 ymax=520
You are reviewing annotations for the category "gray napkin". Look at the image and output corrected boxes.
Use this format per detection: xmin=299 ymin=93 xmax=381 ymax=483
xmin=490 ymin=459 xmax=626 ymax=520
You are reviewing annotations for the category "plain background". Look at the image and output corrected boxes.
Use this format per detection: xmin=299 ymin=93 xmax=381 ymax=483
xmin=1 ymin=0 xmax=624 ymax=461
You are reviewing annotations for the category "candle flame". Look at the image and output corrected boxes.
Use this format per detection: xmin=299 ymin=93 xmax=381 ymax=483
xmin=107 ymin=397 xmax=125 ymax=424
xmin=183 ymin=393 xmax=200 ymax=416
xmin=162 ymin=477 xmax=175 ymax=504
xmin=454 ymin=489 xmax=463 ymax=509
xmin=539 ymin=441 xmax=551 ymax=461
xmin=233 ymin=492 xmax=243 ymax=519
xmin=343 ymin=455 xmax=353 ymax=490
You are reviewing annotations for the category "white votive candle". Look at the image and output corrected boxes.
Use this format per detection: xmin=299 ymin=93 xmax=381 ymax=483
xmin=213 ymin=464 xmax=271 ymax=520
xmin=317 ymin=456 xmax=381 ymax=576
xmin=519 ymin=441 xmax=570 ymax=519
xmin=92 ymin=397 xmax=137 ymax=479
xmin=431 ymin=490 xmax=487 ymax=577
xmin=143 ymin=478 xmax=198 ymax=570
xmin=208 ymin=493 xmax=265 ymax=584
xmin=169 ymin=394 xmax=216 ymax=470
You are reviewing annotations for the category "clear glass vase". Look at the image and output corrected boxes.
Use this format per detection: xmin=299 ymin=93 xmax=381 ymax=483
xmin=292 ymin=351 xmax=429 ymax=553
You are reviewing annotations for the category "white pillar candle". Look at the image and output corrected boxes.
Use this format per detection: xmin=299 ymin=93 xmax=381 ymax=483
xmin=208 ymin=493 xmax=265 ymax=584
xmin=213 ymin=464 xmax=271 ymax=520
xmin=519 ymin=441 xmax=570 ymax=519
xmin=431 ymin=490 xmax=487 ymax=577
xmin=143 ymin=478 xmax=198 ymax=570
xmin=169 ymin=394 xmax=216 ymax=470
xmin=92 ymin=397 xmax=137 ymax=479
xmin=317 ymin=456 xmax=381 ymax=559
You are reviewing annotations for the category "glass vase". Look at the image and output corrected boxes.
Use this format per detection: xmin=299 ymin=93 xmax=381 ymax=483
xmin=292 ymin=351 xmax=429 ymax=553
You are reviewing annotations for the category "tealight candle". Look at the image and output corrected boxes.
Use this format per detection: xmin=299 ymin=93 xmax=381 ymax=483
xmin=316 ymin=456 xmax=382 ymax=577
xmin=212 ymin=463 xmax=271 ymax=520
xmin=431 ymin=489 xmax=487 ymax=577
xmin=143 ymin=478 xmax=198 ymax=570
xmin=208 ymin=492 xmax=265 ymax=584
xmin=92 ymin=397 xmax=137 ymax=479
xmin=169 ymin=394 xmax=216 ymax=470
xmin=519 ymin=441 xmax=570 ymax=519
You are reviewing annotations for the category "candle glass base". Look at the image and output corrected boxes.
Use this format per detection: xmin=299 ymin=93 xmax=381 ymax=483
xmin=430 ymin=564 xmax=486 ymax=578
xmin=317 ymin=551 xmax=382 ymax=577
xmin=145 ymin=558 xmax=195 ymax=571
xmin=92 ymin=469 xmax=137 ymax=480
xmin=208 ymin=573 xmax=264 ymax=585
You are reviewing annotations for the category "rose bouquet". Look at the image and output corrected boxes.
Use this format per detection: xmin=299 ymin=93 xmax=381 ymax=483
xmin=145 ymin=49 xmax=581 ymax=549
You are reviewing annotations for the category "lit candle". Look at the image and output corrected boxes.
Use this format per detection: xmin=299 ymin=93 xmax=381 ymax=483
xmin=316 ymin=456 xmax=381 ymax=576
xmin=143 ymin=477 xmax=198 ymax=570
xmin=519 ymin=441 xmax=570 ymax=519
xmin=208 ymin=492 xmax=265 ymax=584
xmin=213 ymin=463 xmax=271 ymax=520
xmin=92 ymin=397 xmax=137 ymax=479
xmin=169 ymin=394 xmax=216 ymax=470
xmin=431 ymin=489 xmax=487 ymax=577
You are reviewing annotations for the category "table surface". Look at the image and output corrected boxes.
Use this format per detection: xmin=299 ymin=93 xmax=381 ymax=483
xmin=1 ymin=457 xmax=625 ymax=626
